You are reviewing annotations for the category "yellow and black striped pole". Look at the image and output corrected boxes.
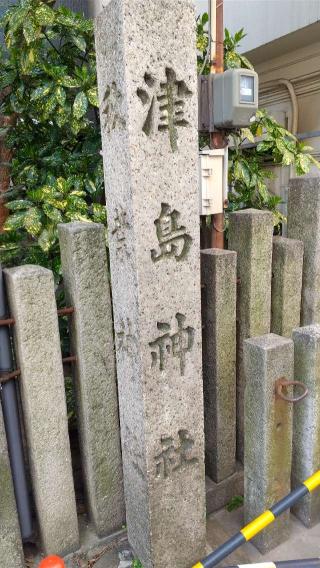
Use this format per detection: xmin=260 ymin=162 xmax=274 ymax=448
xmin=192 ymin=471 xmax=320 ymax=568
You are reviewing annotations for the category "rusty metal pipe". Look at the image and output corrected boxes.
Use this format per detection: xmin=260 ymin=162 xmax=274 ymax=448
xmin=210 ymin=0 xmax=226 ymax=250
xmin=57 ymin=307 xmax=75 ymax=317
xmin=0 ymin=317 xmax=15 ymax=326
xmin=0 ymin=307 xmax=74 ymax=327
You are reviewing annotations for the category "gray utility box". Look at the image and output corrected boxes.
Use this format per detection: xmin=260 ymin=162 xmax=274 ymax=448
xmin=213 ymin=68 xmax=259 ymax=129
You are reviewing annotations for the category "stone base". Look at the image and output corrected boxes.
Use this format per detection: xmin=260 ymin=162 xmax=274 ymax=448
xmin=206 ymin=463 xmax=244 ymax=515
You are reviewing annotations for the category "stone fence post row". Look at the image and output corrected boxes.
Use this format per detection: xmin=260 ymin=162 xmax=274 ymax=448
xmin=0 ymin=222 xmax=124 ymax=563
xmin=201 ymin=203 xmax=305 ymax=514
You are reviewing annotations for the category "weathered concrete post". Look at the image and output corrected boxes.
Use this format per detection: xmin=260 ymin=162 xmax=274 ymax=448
xmin=292 ymin=325 xmax=320 ymax=527
xmin=58 ymin=222 xmax=125 ymax=535
xmin=228 ymin=209 xmax=274 ymax=461
xmin=4 ymin=266 xmax=79 ymax=556
xmin=244 ymin=333 xmax=293 ymax=553
xmin=271 ymin=236 xmax=303 ymax=338
xmin=201 ymin=249 xmax=237 ymax=483
xmin=0 ymin=404 xmax=24 ymax=568
xmin=95 ymin=1 xmax=206 ymax=567
xmin=288 ymin=177 xmax=320 ymax=325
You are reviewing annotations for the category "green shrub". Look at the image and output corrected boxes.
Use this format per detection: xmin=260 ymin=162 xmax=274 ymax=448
xmin=0 ymin=0 xmax=106 ymax=277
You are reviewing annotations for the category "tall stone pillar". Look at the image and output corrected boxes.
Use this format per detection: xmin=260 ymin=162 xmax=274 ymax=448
xmin=244 ymin=333 xmax=293 ymax=553
xmin=201 ymin=249 xmax=237 ymax=483
xmin=0 ymin=404 xmax=24 ymax=568
xmin=95 ymin=2 xmax=206 ymax=567
xmin=271 ymin=236 xmax=303 ymax=338
xmin=228 ymin=209 xmax=273 ymax=461
xmin=292 ymin=325 xmax=320 ymax=527
xmin=58 ymin=222 xmax=125 ymax=536
xmin=288 ymin=177 xmax=320 ymax=325
xmin=4 ymin=266 xmax=79 ymax=556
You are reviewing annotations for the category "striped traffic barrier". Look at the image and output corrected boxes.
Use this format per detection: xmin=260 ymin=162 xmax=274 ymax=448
xmin=193 ymin=471 xmax=320 ymax=568
xmin=39 ymin=556 xmax=65 ymax=567
xmin=225 ymin=560 xmax=320 ymax=568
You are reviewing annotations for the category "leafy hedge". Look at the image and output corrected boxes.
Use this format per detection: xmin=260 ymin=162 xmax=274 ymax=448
xmin=0 ymin=0 xmax=105 ymax=275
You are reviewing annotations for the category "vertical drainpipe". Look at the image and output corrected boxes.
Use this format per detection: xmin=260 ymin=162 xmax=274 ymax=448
xmin=0 ymin=264 xmax=33 ymax=540
xmin=210 ymin=0 xmax=226 ymax=249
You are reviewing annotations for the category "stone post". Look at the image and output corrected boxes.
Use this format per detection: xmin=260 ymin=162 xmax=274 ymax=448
xmin=292 ymin=325 xmax=320 ymax=527
xmin=95 ymin=2 xmax=206 ymax=567
xmin=201 ymin=249 xmax=237 ymax=483
xmin=271 ymin=236 xmax=303 ymax=338
xmin=58 ymin=222 xmax=125 ymax=536
xmin=288 ymin=177 xmax=320 ymax=325
xmin=228 ymin=209 xmax=273 ymax=461
xmin=0 ymin=404 xmax=24 ymax=568
xmin=4 ymin=266 xmax=79 ymax=556
xmin=244 ymin=333 xmax=293 ymax=553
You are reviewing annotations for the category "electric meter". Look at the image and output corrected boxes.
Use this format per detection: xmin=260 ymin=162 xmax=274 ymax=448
xmin=213 ymin=68 xmax=259 ymax=129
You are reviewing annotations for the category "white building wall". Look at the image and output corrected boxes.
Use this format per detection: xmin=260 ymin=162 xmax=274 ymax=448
xmin=195 ymin=1 xmax=320 ymax=53
xmin=224 ymin=0 xmax=320 ymax=53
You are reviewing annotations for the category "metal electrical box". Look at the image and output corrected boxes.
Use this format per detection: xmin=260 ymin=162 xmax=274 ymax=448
xmin=213 ymin=68 xmax=259 ymax=129
xmin=199 ymin=148 xmax=228 ymax=216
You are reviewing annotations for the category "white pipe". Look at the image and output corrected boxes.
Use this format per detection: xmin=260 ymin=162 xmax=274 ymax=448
xmin=277 ymin=79 xmax=299 ymax=135
xmin=262 ymin=79 xmax=299 ymax=135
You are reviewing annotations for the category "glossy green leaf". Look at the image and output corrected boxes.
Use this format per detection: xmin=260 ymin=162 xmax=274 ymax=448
xmin=281 ymin=150 xmax=294 ymax=166
xmin=69 ymin=33 xmax=86 ymax=53
xmin=6 ymin=199 xmax=33 ymax=210
xmin=256 ymin=141 xmax=273 ymax=153
xmin=296 ymin=154 xmax=311 ymax=174
xmin=92 ymin=203 xmax=107 ymax=223
xmin=30 ymin=84 xmax=52 ymax=101
xmin=85 ymin=179 xmax=97 ymax=195
xmin=34 ymin=3 xmax=55 ymax=25
xmin=239 ymin=55 xmax=254 ymax=70
xmin=20 ymin=47 xmax=36 ymax=74
xmin=55 ymin=86 xmax=66 ymax=106
xmin=0 ymin=69 xmax=17 ymax=89
xmin=38 ymin=228 xmax=54 ymax=251
xmin=86 ymin=87 xmax=99 ymax=107
xmin=23 ymin=19 xmax=39 ymax=44
xmin=23 ymin=207 xmax=42 ymax=236
xmin=73 ymin=91 xmax=88 ymax=119
xmin=4 ymin=211 xmax=27 ymax=231
xmin=241 ymin=128 xmax=255 ymax=143
xmin=42 ymin=204 xmax=63 ymax=223
xmin=27 ymin=186 xmax=56 ymax=202
xmin=58 ymin=75 xmax=82 ymax=88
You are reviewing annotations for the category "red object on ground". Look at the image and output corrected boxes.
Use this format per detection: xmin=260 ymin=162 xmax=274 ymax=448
xmin=39 ymin=556 xmax=65 ymax=568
